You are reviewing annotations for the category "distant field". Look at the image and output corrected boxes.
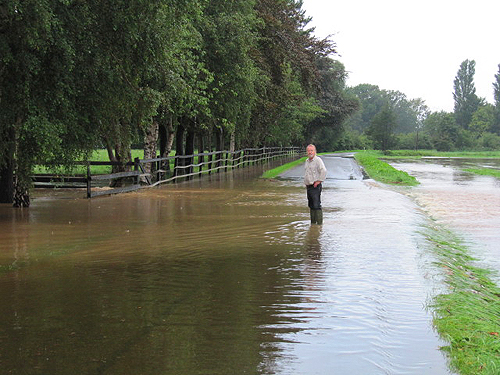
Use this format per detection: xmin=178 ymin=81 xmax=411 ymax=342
xmin=34 ymin=150 xmax=146 ymax=175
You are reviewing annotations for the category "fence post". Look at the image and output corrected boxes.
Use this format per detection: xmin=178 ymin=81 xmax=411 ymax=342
xmin=199 ymin=152 xmax=204 ymax=177
xmin=134 ymin=157 xmax=140 ymax=185
xmin=86 ymin=164 xmax=91 ymax=198
xmin=208 ymin=152 xmax=213 ymax=175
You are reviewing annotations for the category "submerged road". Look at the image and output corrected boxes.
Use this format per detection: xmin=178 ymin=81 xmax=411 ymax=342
xmin=275 ymin=153 xmax=453 ymax=374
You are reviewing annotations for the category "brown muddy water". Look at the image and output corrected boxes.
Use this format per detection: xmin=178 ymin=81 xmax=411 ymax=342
xmin=3 ymin=155 xmax=496 ymax=375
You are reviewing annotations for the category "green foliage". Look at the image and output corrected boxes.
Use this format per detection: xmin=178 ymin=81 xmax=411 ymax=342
xmin=248 ymin=0 xmax=335 ymax=147
xmin=476 ymin=132 xmax=500 ymax=150
xmin=424 ymin=112 xmax=459 ymax=151
xmin=469 ymin=104 xmax=495 ymax=136
xmin=395 ymin=132 xmax=431 ymax=150
xmin=334 ymin=129 xmax=372 ymax=151
xmin=199 ymin=0 xmax=258 ymax=138
xmin=366 ymin=103 xmax=397 ymax=151
xmin=0 ymin=0 xmax=344 ymax=203
xmin=345 ymin=84 xmax=429 ymax=135
xmin=305 ymin=57 xmax=359 ymax=150
xmin=344 ymin=84 xmax=387 ymax=132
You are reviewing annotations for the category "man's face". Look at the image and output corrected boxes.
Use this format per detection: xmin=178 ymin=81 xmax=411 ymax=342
xmin=307 ymin=146 xmax=316 ymax=159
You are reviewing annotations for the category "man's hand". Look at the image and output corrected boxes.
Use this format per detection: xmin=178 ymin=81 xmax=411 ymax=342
xmin=313 ymin=181 xmax=321 ymax=188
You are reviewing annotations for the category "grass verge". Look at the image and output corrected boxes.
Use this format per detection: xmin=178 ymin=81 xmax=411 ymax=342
xmin=424 ymin=224 xmax=500 ymax=375
xmin=261 ymin=156 xmax=307 ymax=179
xmin=382 ymin=150 xmax=500 ymax=158
xmin=463 ymin=168 xmax=500 ymax=179
xmin=354 ymin=151 xmax=419 ymax=186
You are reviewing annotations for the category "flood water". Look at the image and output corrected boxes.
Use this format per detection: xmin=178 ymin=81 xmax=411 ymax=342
xmin=390 ymin=158 xmax=500 ymax=280
xmin=1 ymin=155 xmax=497 ymax=374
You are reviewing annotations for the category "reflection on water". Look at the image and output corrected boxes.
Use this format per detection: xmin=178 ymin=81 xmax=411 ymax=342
xmin=0 ymin=164 xmax=453 ymax=374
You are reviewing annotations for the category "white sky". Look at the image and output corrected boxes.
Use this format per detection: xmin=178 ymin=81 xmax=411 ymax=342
xmin=301 ymin=0 xmax=500 ymax=112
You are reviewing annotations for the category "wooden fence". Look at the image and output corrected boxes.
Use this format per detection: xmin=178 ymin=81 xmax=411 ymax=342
xmin=32 ymin=146 xmax=302 ymax=198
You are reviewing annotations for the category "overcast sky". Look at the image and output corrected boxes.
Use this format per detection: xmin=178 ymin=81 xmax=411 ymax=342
xmin=301 ymin=0 xmax=500 ymax=112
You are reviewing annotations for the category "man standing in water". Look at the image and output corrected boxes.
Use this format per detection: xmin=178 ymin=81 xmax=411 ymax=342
xmin=304 ymin=144 xmax=327 ymax=224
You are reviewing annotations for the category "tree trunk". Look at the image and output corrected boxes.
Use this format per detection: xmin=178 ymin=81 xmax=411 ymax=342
xmin=143 ymin=119 xmax=158 ymax=176
xmin=185 ymin=129 xmax=195 ymax=177
xmin=104 ymin=121 xmax=132 ymax=187
xmin=0 ymin=163 xmax=13 ymax=203
xmin=159 ymin=115 xmax=175 ymax=157
xmin=229 ymin=131 xmax=235 ymax=166
xmin=12 ymin=118 xmax=30 ymax=207
xmin=159 ymin=115 xmax=175 ymax=176
xmin=229 ymin=131 xmax=235 ymax=153
xmin=0 ymin=127 xmax=15 ymax=204
xmin=12 ymin=174 xmax=30 ymax=207
xmin=159 ymin=121 xmax=167 ymax=157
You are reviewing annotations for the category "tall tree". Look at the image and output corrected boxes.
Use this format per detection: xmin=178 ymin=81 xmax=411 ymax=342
xmin=366 ymin=103 xmax=397 ymax=151
xmin=0 ymin=0 xmax=85 ymax=205
xmin=344 ymin=84 xmax=386 ymax=133
xmin=250 ymin=0 xmax=334 ymax=147
xmin=453 ymin=59 xmax=482 ymax=129
xmin=305 ymin=57 xmax=359 ymax=150
xmin=424 ymin=111 xmax=460 ymax=151
xmin=198 ymin=0 xmax=259 ymax=151
xmin=493 ymin=64 xmax=500 ymax=135
xmin=345 ymin=85 xmax=429 ymax=135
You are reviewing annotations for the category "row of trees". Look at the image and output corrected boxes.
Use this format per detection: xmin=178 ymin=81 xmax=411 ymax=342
xmin=0 ymin=0 xmax=358 ymax=206
xmin=344 ymin=60 xmax=500 ymax=151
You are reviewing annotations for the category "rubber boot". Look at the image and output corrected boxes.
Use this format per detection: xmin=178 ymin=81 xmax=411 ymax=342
xmin=310 ymin=209 xmax=316 ymax=224
xmin=316 ymin=209 xmax=323 ymax=225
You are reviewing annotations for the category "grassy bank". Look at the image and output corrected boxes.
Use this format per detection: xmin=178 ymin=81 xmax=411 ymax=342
xmin=424 ymin=225 xmax=500 ymax=375
xmin=354 ymin=151 xmax=419 ymax=186
xmin=261 ymin=156 xmax=307 ymax=179
xmin=464 ymin=168 xmax=500 ymax=179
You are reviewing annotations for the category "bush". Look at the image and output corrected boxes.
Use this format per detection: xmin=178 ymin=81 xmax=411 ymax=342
xmin=478 ymin=132 xmax=500 ymax=150
xmin=334 ymin=129 xmax=372 ymax=151
xmin=396 ymin=132 xmax=433 ymax=150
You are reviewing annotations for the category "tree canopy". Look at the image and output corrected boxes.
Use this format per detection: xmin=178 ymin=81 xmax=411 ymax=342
xmin=0 ymin=0 xmax=357 ymax=205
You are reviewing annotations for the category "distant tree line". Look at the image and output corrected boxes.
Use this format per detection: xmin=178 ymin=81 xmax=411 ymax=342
xmin=0 ymin=0 xmax=358 ymax=206
xmin=343 ymin=59 xmax=500 ymax=152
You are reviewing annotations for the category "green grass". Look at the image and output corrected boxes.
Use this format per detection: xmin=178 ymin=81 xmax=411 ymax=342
xmin=424 ymin=225 xmax=500 ymax=375
xmin=261 ymin=156 xmax=307 ymax=178
xmin=382 ymin=150 xmax=500 ymax=158
xmin=354 ymin=151 xmax=419 ymax=185
xmin=464 ymin=168 xmax=500 ymax=179
xmin=34 ymin=149 xmax=146 ymax=175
